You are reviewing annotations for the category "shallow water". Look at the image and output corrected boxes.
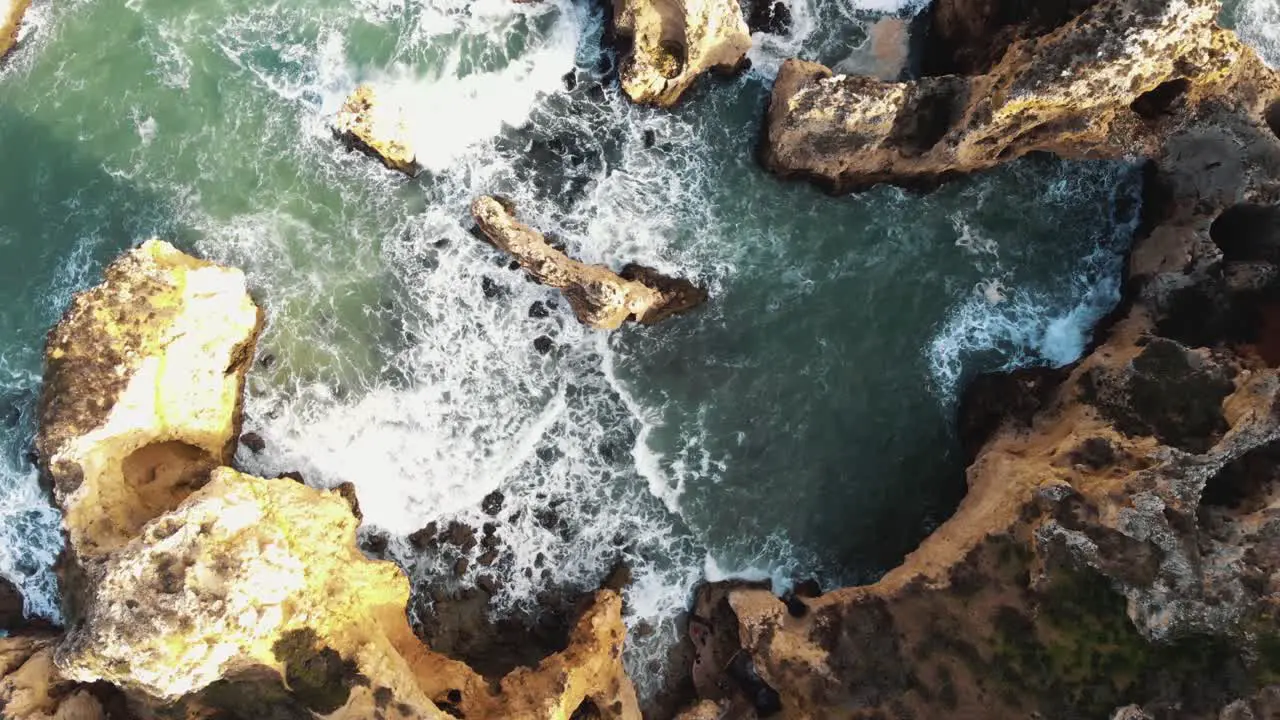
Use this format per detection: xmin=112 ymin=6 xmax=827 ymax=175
xmin=0 ymin=0 xmax=1154 ymax=690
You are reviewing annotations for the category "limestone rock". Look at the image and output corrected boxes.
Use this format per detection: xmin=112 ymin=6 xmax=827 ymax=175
xmin=0 ymin=635 xmax=107 ymax=720
xmin=1 ymin=0 xmax=29 ymax=61
xmin=36 ymin=240 xmax=263 ymax=566
xmin=470 ymin=196 xmax=707 ymax=329
xmin=333 ymin=85 xmax=420 ymax=177
xmin=55 ymin=467 xmax=470 ymax=717
xmin=762 ymin=0 xmax=1248 ymax=192
xmin=611 ymin=0 xmax=750 ymax=106
xmin=686 ymin=4 xmax=1280 ymax=715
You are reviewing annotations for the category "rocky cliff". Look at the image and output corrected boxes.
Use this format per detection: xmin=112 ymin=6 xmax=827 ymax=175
xmin=688 ymin=0 xmax=1280 ymax=717
xmin=471 ymin=195 xmax=707 ymax=329
xmin=9 ymin=241 xmax=644 ymax=719
xmin=36 ymin=239 xmax=263 ymax=569
xmin=762 ymin=0 xmax=1255 ymax=192
xmin=609 ymin=0 xmax=750 ymax=106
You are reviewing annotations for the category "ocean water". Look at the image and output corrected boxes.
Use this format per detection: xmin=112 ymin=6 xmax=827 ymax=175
xmin=0 ymin=0 xmax=1167 ymax=692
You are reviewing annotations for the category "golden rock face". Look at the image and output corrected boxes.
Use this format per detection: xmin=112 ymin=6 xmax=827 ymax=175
xmin=54 ymin=468 xmax=450 ymax=715
xmin=36 ymin=239 xmax=263 ymax=564
xmin=612 ymin=0 xmax=750 ymax=107
xmin=333 ymin=85 xmax=420 ymax=176
xmin=0 ymin=0 xmax=30 ymax=61
xmin=470 ymin=195 xmax=707 ymax=329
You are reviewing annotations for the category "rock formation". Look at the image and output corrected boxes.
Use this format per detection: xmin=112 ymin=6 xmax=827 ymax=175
xmin=685 ymin=1 xmax=1280 ymax=716
xmin=0 ymin=634 xmax=111 ymax=720
xmin=1 ymin=0 xmax=29 ymax=61
xmin=333 ymin=85 xmax=420 ymax=177
xmin=762 ymin=0 xmax=1249 ymax=192
xmin=610 ymin=0 xmax=750 ymax=107
xmin=36 ymin=239 xmax=263 ymax=569
xmin=471 ymin=195 xmax=707 ymax=329
xmin=27 ymin=240 xmax=642 ymax=719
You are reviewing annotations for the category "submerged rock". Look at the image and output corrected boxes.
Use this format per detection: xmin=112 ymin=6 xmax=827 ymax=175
xmin=333 ymin=85 xmax=421 ymax=177
xmin=762 ymin=0 xmax=1243 ymax=192
xmin=36 ymin=239 xmax=263 ymax=567
xmin=470 ymin=195 xmax=707 ymax=329
xmin=610 ymin=0 xmax=751 ymax=106
xmin=0 ymin=0 xmax=29 ymax=61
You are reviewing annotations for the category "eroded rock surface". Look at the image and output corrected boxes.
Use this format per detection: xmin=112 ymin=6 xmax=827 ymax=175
xmin=333 ymin=85 xmax=420 ymax=177
xmin=683 ymin=2 xmax=1280 ymax=716
xmin=36 ymin=240 xmax=262 ymax=567
xmin=763 ymin=0 xmax=1252 ymax=192
xmin=471 ymin=195 xmax=707 ymax=328
xmin=610 ymin=0 xmax=750 ymax=106
xmin=0 ymin=634 xmax=110 ymax=720
xmin=1 ymin=0 xmax=29 ymax=61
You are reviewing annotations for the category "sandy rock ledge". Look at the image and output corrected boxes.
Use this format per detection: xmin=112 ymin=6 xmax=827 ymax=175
xmin=610 ymin=0 xmax=751 ymax=106
xmin=471 ymin=195 xmax=707 ymax=329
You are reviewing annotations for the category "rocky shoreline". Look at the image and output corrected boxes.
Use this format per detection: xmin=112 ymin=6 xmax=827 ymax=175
xmin=6 ymin=0 xmax=1280 ymax=717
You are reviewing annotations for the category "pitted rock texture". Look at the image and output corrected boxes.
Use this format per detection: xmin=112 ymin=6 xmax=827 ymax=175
xmin=762 ymin=0 xmax=1252 ymax=192
xmin=0 ymin=0 xmax=28 ymax=61
xmin=610 ymin=0 xmax=750 ymax=106
xmin=36 ymin=240 xmax=262 ymax=566
xmin=679 ymin=2 xmax=1280 ymax=716
xmin=333 ymin=85 xmax=420 ymax=177
xmin=471 ymin=195 xmax=707 ymax=328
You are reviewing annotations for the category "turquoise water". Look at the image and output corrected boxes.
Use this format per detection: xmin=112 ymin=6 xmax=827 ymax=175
xmin=0 ymin=0 xmax=1164 ymax=689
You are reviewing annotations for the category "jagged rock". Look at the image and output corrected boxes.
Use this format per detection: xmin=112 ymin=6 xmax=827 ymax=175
xmin=55 ymin=467 xmax=468 ymax=717
xmin=762 ymin=0 xmax=1246 ymax=192
xmin=470 ymin=196 xmax=707 ymax=329
xmin=35 ymin=240 xmax=263 ymax=567
xmin=0 ymin=635 xmax=107 ymax=720
xmin=333 ymin=85 xmax=420 ymax=177
xmin=681 ymin=3 xmax=1280 ymax=716
xmin=923 ymin=0 xmax=1100 ymax=76
xmin=0 ymin=0 xmax=29 ymax=61
xmin=610 ymin=0 xmax=750 ymax=106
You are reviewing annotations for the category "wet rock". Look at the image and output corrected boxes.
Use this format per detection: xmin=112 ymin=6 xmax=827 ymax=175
xmin=643 ymin=129 xmax=657 ymax=148
xmin=762 ymin=0 xmax=1239 ymax=192
xmin=454 ymin=557 xmax=470 ymax=577
xmin=335 ymin=481 xmax=362 ymax=522
xmin=609 ymin=0 xmax=750 ymax=106
xmin=332 ymin=85 xmax=421 ymax=177
xmin=443 ymin=521 xmax=478 ymax=553
xmin=533 ymin=335 xmax=554 ymax=355
xmin=1 ymin=0 xmax=29 ymax=62
xmin=482 ymin=521 xmax=499 ymax=537
xmin=239 ymin=431 xmax=265 ymax=454
xmin=562 ymin=70 xmax=577 ymax=92
xmin=0 ymin=575 xmax=23 ymax=631
xmin=277 ymin=470 xmax=305 ymax=484
xmin=476 ymin=575 xmax=499 ymax=596
xmin=746 ymin=0 xmax=791 ymax=36
xmin=36 ymin=240 xmax=263 ymax=567
xmin=602 ymin=560 xmax=633 ymax=593
xmin=478 ymin=549 xmax=499 ymax=567
xmin=410 ymin=521 xmax=439 ymax=549
xmin=471 ymin=196 xmax=707 ymax=329
xmin=958 ymin=366 xmax=1070 ymax=461
xmin=482 ymin=490 xmax=505 ymax=516
xmin=528 ymin=301 xmax=551 ymax=319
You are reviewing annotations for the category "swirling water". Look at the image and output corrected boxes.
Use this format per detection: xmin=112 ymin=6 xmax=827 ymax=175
xmin=0 ymin=0 xmax=1147 ymax=690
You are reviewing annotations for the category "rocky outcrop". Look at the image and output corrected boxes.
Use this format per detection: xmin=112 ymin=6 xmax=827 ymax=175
xmin=471 ymin=195 xmax=707 ymax=329
xmin=0 ymin=634 xmax=111 ymax=720
xmin=36 ymin=240 xmax=262 ymax=568
xmin=683 ymin=1 xmax=1280 ymax=717
xmin=762 ymin=0 xmax=1253 ymax=192
xmin=1 ymin=0 xmax=29 ymax=61
xmin=53 ymin=466 xmax=640 ymax=719
xmin=31 ymin=241 xmax=642 ymax=719
xmin=610 ymin=0 xmax=750 ymax=107
xmin=333 ymin=85 xmax=420 ymax=177
xmin=922 ymin=0 xmax=1100 ymax=76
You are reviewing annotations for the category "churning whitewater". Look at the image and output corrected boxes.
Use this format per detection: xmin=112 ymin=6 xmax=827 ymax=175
xmin=0 ymin=0 xmax=1231 ymax=694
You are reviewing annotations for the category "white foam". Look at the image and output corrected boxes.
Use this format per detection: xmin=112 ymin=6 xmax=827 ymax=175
xmin=1225 ymin=0 xmax=1280 ymax=67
